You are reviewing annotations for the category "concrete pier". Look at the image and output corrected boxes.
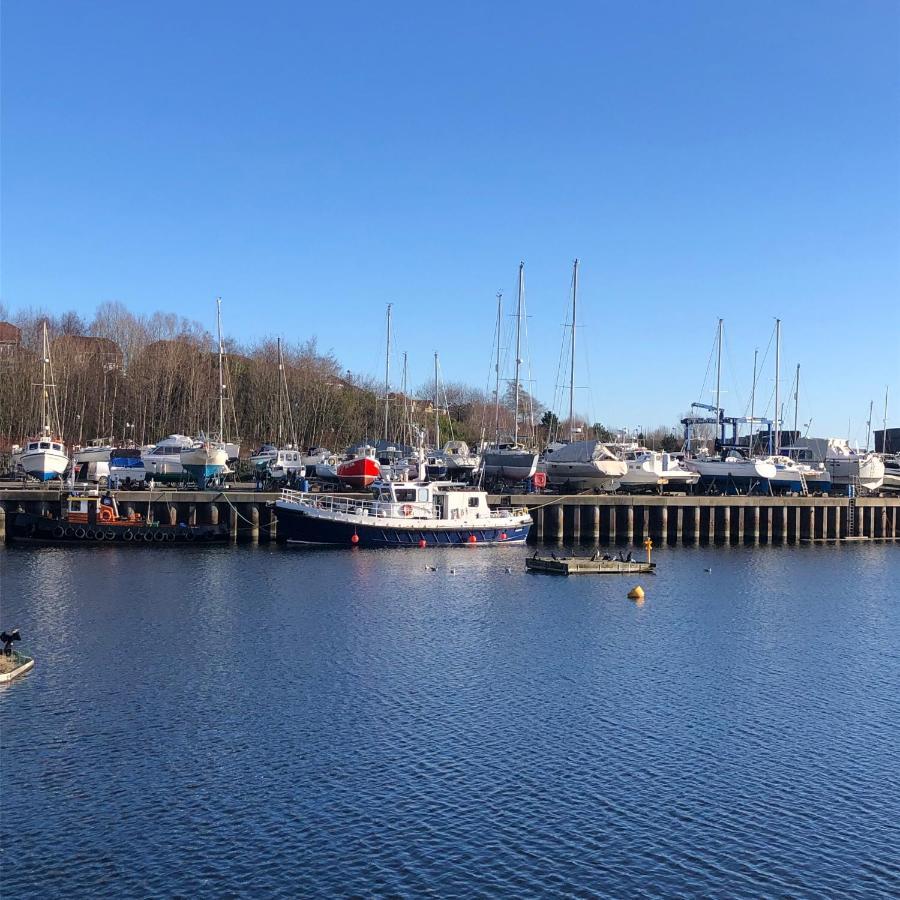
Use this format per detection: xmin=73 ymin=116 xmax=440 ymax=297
xmin=2 ymin=487 xmax=899 ymax=547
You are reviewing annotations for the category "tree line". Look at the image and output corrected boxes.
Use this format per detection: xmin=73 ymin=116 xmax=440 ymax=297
xmin=0 ymin=300 xmax=679 ymax=455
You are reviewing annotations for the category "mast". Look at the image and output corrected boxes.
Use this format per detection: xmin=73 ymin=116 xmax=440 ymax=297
xmin=514 ymin=262 xmax=524 ymax=444
xmin=793 ymin=363 xmax=800 ymax=440
xmin=883 ymin=386 xmax=890 ymax=454
xmin=569 ymin=259 xmax=579 ymax=442
xmin=41 ymin=321 xmax=50 ymax=436
xmin=774 ymin=318 xmax=781 ymax=454
xmin=433 ymin=352 xmax=440 ymax=448
xmin=715 ymin=318 xmax=723 ymax=442
xmin=383 ymin=303 xmax=392 ymax=440
xmin=750 ymin=348 xmax=758 ymax=423
xmin=216 ymin=297 xmax=225 ymax=441
xmin=493 ymin=292 xmax=502 ymax=443
xmin=277 ymin=337 xmax=283 ymax=445
xmin=865 ymin=399 xmax=874 ymax=452
xmin=401 ymin=351 xmax=409 ymax=448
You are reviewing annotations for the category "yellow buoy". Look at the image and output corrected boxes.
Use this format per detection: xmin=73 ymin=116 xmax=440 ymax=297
xmin=627 ymin=585 xmax=645 ymax=600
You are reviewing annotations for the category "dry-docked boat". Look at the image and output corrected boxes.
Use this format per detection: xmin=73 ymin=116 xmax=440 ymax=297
xmin=684 ymin=449 xmax=777 ymax=495
xmin=442 ymin=440 xmax=480 ymax=479
xmin=785 ymin=438 xmax=885 ymax=492
xmin=336 ymin=445 xmax=381 ymax=488
xmin=542 ymin=440 xmax=627 ymax=491
xmin=10 ymin=490 xmax=228 ymax=545
xmin=617 ymin=447 xmax=699 ymax=493
xmin=273 ymin=474 xmax=532 ymax=548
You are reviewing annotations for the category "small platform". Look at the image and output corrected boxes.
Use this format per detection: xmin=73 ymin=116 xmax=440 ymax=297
xmin=526 ymin=555 xmax=656 ymax=575
xmin=0 ymin=651 xmax=35 ymax=683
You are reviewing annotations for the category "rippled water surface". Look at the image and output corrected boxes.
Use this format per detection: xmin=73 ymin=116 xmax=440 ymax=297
xmin=2 ymin=542 xmax=899 ymax=897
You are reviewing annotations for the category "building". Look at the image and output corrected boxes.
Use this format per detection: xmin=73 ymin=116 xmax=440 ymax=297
xmin=52 ymin=335 xmax=124 ymax=371
xmin=875 ymin=428 xmax=900 ymax=454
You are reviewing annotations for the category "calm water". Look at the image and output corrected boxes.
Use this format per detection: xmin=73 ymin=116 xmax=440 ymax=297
xmin=1 ymin=542 xmax=899 ymax=898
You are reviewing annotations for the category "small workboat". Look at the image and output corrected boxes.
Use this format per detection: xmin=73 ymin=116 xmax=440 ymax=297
xmin=10 ymin=490 xmax=228 ymax=545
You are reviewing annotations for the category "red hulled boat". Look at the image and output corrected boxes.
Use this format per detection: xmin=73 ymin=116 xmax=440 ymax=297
xmin=336 ymin=446 xmax=381 ymax=488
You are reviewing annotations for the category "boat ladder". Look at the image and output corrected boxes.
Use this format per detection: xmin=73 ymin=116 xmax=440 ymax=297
xmin=847 ymin=476 xmax=859 ymax=536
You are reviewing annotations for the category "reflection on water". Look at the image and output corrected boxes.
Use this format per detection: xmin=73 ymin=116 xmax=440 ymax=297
xmin=2 ymin=543 xmax=899 ymax=897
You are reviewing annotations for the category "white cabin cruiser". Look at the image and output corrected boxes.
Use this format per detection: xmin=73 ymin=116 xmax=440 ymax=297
xmin=618 ymin=448 xmax=699 ymax=492
xmin=142 ymin=434 xmax=198 ymax=482
xmin=73 ymin=439 xmax=114 ymax=464
xmin=787 ymin=438 xmax=884 ymax=492
xmin=684 ymin=449 xmax=777 ymax=494
xmin=442 ymin=441 xmax=480 ymax=479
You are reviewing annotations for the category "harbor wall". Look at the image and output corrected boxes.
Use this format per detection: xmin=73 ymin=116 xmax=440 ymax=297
xmin=1 ymin=487 xmax=899 ymax=545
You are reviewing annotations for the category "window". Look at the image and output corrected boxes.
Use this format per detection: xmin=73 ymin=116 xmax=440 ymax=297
xmin=418 ymin=489 xmax=429 ymax=503
xmin=468 ymin=497 xmax=479 ymax=508
xmin=28 ymin=443 xmax=37 ymax=450
xmin=396 ymin=489 xmax=416 ymax=502
xmin=52 ymin=444 xmax=61 ymax=451
xmin=39 ymin=442 xmax=50 ymax=449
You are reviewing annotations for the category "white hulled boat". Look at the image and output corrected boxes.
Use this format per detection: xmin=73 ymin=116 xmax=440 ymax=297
xmin=143 ymin=434 xmax=198 ymax=481
xmin=684 ymin=449 xmax=777 ymax=493
xmin=18 ymin=322 xmax=68 ymax=482
xmin=442 ymin=440 xmax=480 ymax=479
xmin=543 ymin=440 xmax=627 ymax=491
xmin=618 ymin=447 xmax=699 ymax=492
xmin=787 ymin=438 xmax=884 ymax=492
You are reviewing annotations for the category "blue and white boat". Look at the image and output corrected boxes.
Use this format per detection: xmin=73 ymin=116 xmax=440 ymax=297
xmin=274 ymin=458 xmax=532 ymax=547
xmin=684 ymin=449 xmax=776 ymax=495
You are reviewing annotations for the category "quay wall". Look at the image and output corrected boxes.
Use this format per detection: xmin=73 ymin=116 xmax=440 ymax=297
xmin=0 ymin=487 xmax=898 ymax=545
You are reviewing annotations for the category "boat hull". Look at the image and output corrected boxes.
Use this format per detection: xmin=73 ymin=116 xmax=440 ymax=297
xmin=20 ymin=449 xmax=69 ymax=481
xmin=336 ymin=457 xmax=381 ymax=488
xmin=10 ymin=512 xmax=229 ymax=545
xmin=273 ymin=505 xmax=531 ymax=547
xmin=481 ymin=450 xmax=538 ymax=481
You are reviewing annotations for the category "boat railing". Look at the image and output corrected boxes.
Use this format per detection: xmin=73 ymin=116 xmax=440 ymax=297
xmin=278 ymin=489 xmax=434 ymax=519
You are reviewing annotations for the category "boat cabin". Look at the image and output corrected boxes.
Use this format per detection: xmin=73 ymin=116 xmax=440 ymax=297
xmin=64 ymin=491 xmax=138 ymax=525
xmin=26 ymin=439 xmax=64 ymax=452
xmin=370 ymin=481 xmax=492 ymax=521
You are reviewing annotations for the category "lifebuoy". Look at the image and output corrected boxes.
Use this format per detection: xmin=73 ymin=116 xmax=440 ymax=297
xmin=99 ymin=507 xmax=114 ymax=523
xmin=401 ymin=504 xmax=413 ymax=517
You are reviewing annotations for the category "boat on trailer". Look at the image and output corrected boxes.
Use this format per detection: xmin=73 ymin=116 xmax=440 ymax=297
xmin=273 ymin=474 xmax=532 ymax=548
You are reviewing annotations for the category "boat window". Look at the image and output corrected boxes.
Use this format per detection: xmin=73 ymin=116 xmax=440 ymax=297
xmin=40 ymin=442 xmax=50 ymax=449
xmin=52 ymin=443 xmax=61 ymax=451
xmin=28 ymin=443 xmax=37 ymax=450
xmin=468 ymin=497 xmax=479 ymax=508
xmin=418 ymin=488 xmax=429 ymax=503
xmin=395 ymin=489 xmax=416 ymax=502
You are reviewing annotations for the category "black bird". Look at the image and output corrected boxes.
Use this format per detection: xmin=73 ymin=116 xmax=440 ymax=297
xmin=1 ymin=629 xmax=22 ymax=654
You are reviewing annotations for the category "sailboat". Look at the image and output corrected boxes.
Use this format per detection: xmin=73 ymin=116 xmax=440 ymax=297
xmin=682 ymin=319 xmax=776 ymax=493
xmin=481 ymin=264 xmax=540 ymax=482
xmin=180 ymin=298 xmax=236 ymax=487
xmin=19 ymin=322 xmax=69 ymax=481
xmin=543 ymin=260 xmax=626 ymax=491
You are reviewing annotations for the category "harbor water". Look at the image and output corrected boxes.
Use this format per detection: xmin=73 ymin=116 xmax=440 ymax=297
xmin=2 ymin=543 xmax=899 ymax=897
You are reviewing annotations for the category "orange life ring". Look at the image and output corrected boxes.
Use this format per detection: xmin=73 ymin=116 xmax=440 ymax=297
xmin=401 ymin=504 xmax=413 ymax=517
xmin=99 ymin=506 xmax=114 ymax=523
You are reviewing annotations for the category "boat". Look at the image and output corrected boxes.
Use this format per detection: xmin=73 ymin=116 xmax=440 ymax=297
xmin=526 ymin=552 xmax=655 ymax=575
xmin=249 ymin=444 xmax=278 ymax=469
xmin=73 ymin=438 xmax=113 ymax=464
xmin=274 ymin=475 xmax=532 ymax=547
xmin=10 ymin=489 xmax=228 ymax=544
xmin=180 ymin=298 xmax=240 ymax=487
xmin=265 ymin=447 xmax=306 ymax=482
xmin=442 ymin=440 xmax=480 ymax=479
xmin=762 ymin=455 xmax=807 ymax=494
xmin=336 ymin=445 xmax=381 ymax=488
xmin=482 ymin=263 xmax=540 ymax=484
xmin=881 ymin=455 xmax=900 ymax=493
xmin=543 ymin=440 xmax=627 ymax=491
xmin=786 ymin=438 xmax=885 ymax=492
xmin=618 ymin=447 xmax=700 ymax=493
xmin=108 ymin=447 xmax=147 ymax=487
xmin=425 ymin=451 xmax=448 ymax=480
xmin=684 ymin=448 xmax=776 ymax=494
xmin=18 ymin=322 xmax=69 ymax=482
xmin=142 ymin=434 xmax=198 ymax=482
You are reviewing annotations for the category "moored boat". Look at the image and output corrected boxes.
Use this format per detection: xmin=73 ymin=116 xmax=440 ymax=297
xmin=273 ymin=470 xmax=532 ymax=548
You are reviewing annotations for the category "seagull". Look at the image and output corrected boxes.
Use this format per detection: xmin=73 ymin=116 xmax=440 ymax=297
xmin=424 ymin=565 xmax=437 ymax=572
xmin=704 ymin=567 xmax=712 ymax=573
xmin=449 ymin=568 xmax=457 ymax=574
xmin=505 ymin=566 xmax=512 ymax=573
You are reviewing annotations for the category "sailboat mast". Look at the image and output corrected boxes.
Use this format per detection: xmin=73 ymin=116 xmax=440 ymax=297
xmin=216 ymin=297 xmax=225 ymax=441
xmin=493 ymin=292 xmax=502 ymax=443
xmin=793 ymin=363 xmax=800 ymax=439
xmin=383 ymin=303 xmax=392 ymax=439
xmin=433 ymin=352 xmax=440 ymax=448
xmin=774 ymin=318 xmax=781 ymax=454
xmin=865 ymin=399 xmax=874 ymax=452
xmin=277 ymin=337 xmax=283 ymax=445
xmin=569 ymin=259 xmax=579 ymax=442
xmin=401 ymin=351 xmax=409 ymax=448
xmin=514 ymin=262 xmax=524 ymax=444
xmin=750 ymin=348 xmax=758 ymax=423
xmin=41 ymin=322 xmax=50 ymax=436
xmin=883 ymin=386 xmax=890 ymax=453
xmin=715 ymin=318 xmax=723 ymax=441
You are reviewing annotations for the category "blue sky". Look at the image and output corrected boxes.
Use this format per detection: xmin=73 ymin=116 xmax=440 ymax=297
xmin=2 ymin=1 xmax=898 ymax=441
